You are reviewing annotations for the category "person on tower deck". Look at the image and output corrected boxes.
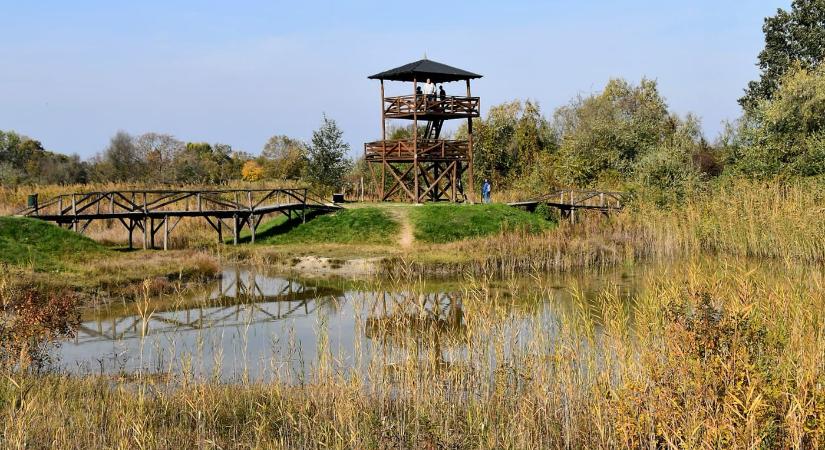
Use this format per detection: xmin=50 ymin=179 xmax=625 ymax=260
xmin=439 ymin=85 xmax=446 ymax=100
xmin=423 ymin=78 xmax=437 ymax=104
xmin=482 ymin=178 xmax=492 ymax=204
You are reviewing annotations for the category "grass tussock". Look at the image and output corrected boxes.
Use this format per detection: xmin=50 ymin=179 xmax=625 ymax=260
xmin=0 ymin=217 xmax=106 ymax=270
xmin=256 ymin=207 xmax=400 ymax=245
xmin=409 ymin=203 xmax=553 ymax=243
xmin=2 ymin=260 xmax=825 ymax=447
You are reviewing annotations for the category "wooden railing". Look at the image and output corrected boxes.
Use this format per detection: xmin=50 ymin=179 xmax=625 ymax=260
xmin=16 ymin=188 xmax=340 ymax=249
xmin=16 ymin=188 xmax=319 ymax=218
xmin=509 ymin=189 xmax=626 ymax=211
xmin=364 ymin=139 xmax=469 ymax=160
xmin=383 ymin=95 xmax=480 ymax=118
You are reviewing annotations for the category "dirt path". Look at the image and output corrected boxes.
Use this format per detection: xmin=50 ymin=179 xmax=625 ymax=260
xmin=391 ymin=207 xmax=414 ymax=249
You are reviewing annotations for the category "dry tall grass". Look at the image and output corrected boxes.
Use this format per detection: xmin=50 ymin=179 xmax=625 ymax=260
xmin=1 ymin=259 xmax=823 ymax=448
xmin=415 ymin=179 xmax=825 ymax=276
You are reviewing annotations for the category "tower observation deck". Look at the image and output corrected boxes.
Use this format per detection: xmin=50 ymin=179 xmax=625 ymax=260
xmin=365 ymin=59 xmax=481 ymax=203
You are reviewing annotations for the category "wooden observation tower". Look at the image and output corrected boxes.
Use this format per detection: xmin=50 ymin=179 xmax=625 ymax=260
xmin=365 ymin=59 xmax=481 ymax=202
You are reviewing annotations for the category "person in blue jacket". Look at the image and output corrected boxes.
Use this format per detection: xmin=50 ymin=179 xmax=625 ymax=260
xmin=482 ymin=178 xmax=492 ymax=204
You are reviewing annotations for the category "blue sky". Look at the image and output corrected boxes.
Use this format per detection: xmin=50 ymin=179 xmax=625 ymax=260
xmin=0 ymin=1 xmax=789 ymax=159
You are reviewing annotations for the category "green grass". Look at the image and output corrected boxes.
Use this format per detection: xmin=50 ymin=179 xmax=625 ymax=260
xmin=254 ymin=208 xmax=400 ymax=245
xmin=410 ymin=203 xmax=554 ymax=243
xmin=0 ymin=216 xmax=107 ymax=270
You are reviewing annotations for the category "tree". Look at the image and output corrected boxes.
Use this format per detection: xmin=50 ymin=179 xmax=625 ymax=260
xmin=134 ymin=133 xmax=184 ymax=182
xmin=734 ymin=65 xmax=825 ymax=177
xmin=306 ymin=115 xmax=351 ymax=190
xmin=93 ymin=131 xmax=144 ymax=182
xmin=241 ymin=160 xmax=264 ymax=181
xmin=552 ymin=78 xmax=671 ymax=186
xmin=464 ymin=100 xmax=554 ymax=190
xmin=261 ymin=135 xmax=308 ymax=180
xmin=740 ymin=0 xmax=825 ymax=110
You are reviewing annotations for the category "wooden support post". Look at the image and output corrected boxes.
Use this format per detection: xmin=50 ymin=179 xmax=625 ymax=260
xmin=250 ymin=214 xmax=256 ymax=243
xmin=142 ymin=219 xmax=148 ymax=250
xmin=451 ymin=162 xmax=458 ymax=202
xmin=128 ymin=219 xmax=134 ymax=250
xmin=163 ymin=215 xmax=169 ymax=251
xmin=466 ymin=79 xmax=475 ymax=204
xmin=413 ymin=77 xmax=419 ymax=203
xmin=380 ymin=79 xmax=386 ymax=141
xmin=149 ymin=217 xmax=155 ymax=249
xmin=380 ymin=79 xmax=386 ymax=200
xmin=217 ymin=219 xmax=222 ymax=243
xmin=302 ymin=189 xmax=307 ymax=224
xmin=71 ymin=195 xmax=77 ymax=231
xmin=233 ymin=214 xmax=239 ymax=245
xmin=197 ymin=193 xmax=202 ymax=211
xmin=58 ymin=197 xmax=63 ymax=216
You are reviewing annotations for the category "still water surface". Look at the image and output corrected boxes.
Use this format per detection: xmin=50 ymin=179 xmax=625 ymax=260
xmin=58 ymin=265 xmax=643 ymax=381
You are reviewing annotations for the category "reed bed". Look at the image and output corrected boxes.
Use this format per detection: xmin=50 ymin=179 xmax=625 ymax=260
xmin=411 ymin=179 xmax=825 ymax=277
xmin=2 ymin=258 xmax=825 ymax=448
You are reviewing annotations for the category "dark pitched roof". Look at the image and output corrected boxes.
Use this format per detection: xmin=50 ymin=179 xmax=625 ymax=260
xmin=368 ymin=59 xmax=482 ymax=83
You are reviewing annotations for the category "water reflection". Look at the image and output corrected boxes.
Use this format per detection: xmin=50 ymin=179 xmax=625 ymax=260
xmin=58 ymin=265 xmax=642 ymax=381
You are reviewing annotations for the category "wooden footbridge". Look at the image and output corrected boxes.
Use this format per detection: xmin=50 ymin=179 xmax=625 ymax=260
xmin=16 ymin=188 xmax=340 ymax=249
xmin=508 ymin=189 xmax=627 ymax=223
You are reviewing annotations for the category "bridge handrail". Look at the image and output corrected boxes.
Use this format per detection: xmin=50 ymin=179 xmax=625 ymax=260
xmin=15 ymin=187 xmax=337 ymax=217
xmin=516 ymin=188 xmax=629 ymax=209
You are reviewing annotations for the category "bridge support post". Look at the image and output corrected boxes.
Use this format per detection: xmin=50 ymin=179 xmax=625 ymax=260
xmin=163 ymin=215 xmax=169 ymax=251
xmin=142 ymin=219 xmax=148 ymax=250
xmin=233 ymin=214 xmax=238 ymax=245
xmin=302 ymin=189 xmax=307 ymax=224
xmin=217 ymin=219 xmax=222 ymax=243
xmin=250 ymin=214 xmax=256 ymax=244
xmin=149 ymin=217 xmax=155 ymax=249
xmin=128 ymin=219 xmax=134 ymax=250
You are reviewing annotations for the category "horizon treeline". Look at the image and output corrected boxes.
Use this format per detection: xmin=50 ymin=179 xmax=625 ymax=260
xmin=2 ymin=1 xmax=824 ymax=201
xmin=0 ymin=115 xmax=352 ymax=191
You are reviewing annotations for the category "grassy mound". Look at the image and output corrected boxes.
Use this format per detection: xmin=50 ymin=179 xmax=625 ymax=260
xmin=0 ymin=216 xmax=107 ymax=270
xmin=255 ymin=208 xmax=400 ymax=245
xmin=410 ymin=203 xmax=553 ymax=243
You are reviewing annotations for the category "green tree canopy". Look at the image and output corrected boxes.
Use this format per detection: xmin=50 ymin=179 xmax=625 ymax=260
xmin=740 ymin=0 xmax=825 ymax=110
xmin=306 ymin=115 xmax=351 ymax=190
xmin=260 ymin=135 xmax=308 ymax=180
xmin=734 ymin=65 xmax=825 ymax=177
xmin=553 ymin=78 xmax=672 ymax=186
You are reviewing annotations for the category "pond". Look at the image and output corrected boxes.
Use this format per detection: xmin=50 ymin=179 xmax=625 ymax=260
xmin=56 ymin=265 xmax=644 ymax=382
